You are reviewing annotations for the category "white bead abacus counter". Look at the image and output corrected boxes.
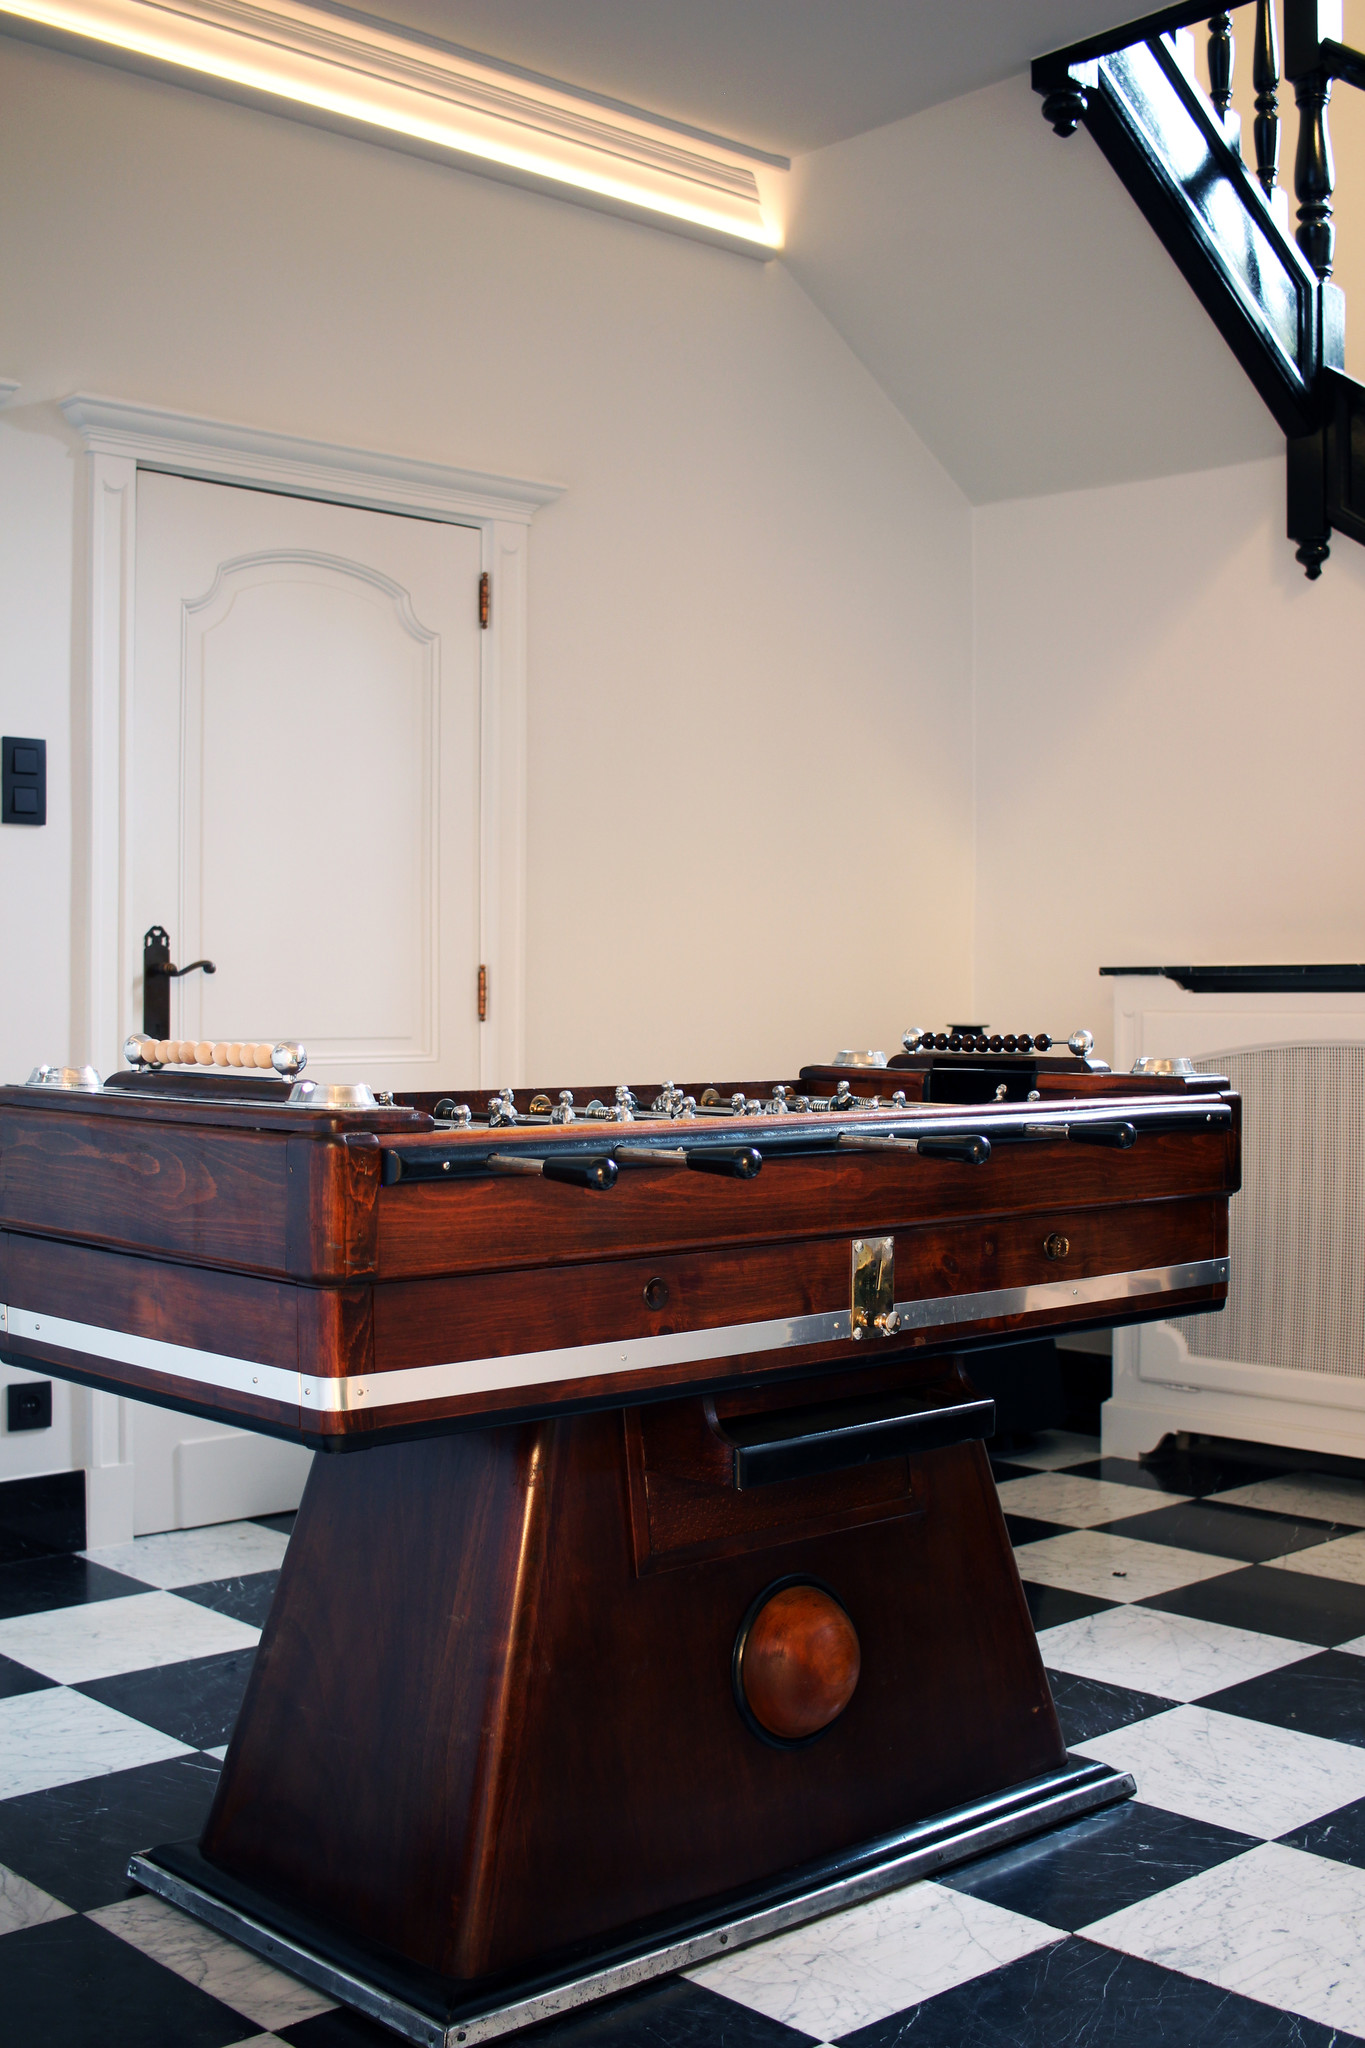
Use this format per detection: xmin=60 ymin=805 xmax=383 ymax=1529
xmin=123 ymin=1037 xmax=303 ymax=1073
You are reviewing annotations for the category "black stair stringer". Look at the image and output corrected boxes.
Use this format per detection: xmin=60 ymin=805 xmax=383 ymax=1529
xmin=1034 ymin=13 xmax=1359 ymax=576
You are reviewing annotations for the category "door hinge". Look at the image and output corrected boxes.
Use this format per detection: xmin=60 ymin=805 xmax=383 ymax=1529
xmin=478 ymin=963 xmax=488 ymax=1022
xmin=478 ymin=572 xmax=491 ymax=629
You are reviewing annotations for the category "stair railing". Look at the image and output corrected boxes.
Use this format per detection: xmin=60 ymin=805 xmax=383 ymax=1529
xmin=1035 ymin=1 xmax=1365 ymax=575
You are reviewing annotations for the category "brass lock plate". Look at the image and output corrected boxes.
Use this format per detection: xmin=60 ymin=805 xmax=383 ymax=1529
xmin=851 ymin=1235 xmax=899 ymax=1339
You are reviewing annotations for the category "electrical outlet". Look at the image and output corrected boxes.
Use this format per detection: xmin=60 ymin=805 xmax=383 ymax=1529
xmin=6 ymin=1381 xmax=53 ymax=1431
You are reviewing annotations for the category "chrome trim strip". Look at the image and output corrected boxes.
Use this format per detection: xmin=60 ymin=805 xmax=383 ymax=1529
xmin=130 ymin=1760 xmax=1135 ymax=2046
xmin=0 ymin=1257 xmax=1227 ymax=1418
xmin=0 ymin=1305 xmax=302 ymax=1406
xmin=316 ymin=1256 xmax=1228 ymax=1412
xmin=893 ymin=1257 xmax=1229 ymax=1334
xmin=311 ymin=1306 xmax=855 ymax=1412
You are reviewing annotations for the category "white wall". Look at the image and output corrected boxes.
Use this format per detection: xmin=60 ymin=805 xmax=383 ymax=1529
xmin=0 ymin=36 xmax=977 ymax=1492
xmin=0 ymin=33 xmax=975 ymax=1100
xmin=973 ymin=455 xmax=1365 ymax=1063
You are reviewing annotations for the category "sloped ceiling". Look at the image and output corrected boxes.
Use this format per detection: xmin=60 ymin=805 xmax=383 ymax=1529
xmin=784 ymin=72 xmax=1281 ymax=502
xmin=319 ymin=0 xmax=1144 ymax=154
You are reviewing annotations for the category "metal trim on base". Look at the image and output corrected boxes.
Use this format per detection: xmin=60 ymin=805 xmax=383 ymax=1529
xmin=129 ymin=1758 xmax=1134 ymax=2047
xmin=4 ymin=1257 xmax=1228 ymax=1417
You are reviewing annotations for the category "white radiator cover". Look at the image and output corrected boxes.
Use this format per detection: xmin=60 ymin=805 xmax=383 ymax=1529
xmin=1105 ymin=978 xmax=1365 ymax=1460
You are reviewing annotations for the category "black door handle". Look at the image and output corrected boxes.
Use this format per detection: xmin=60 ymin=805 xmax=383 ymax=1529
xmin=142 ymin=926 xmax=217 ymax=1039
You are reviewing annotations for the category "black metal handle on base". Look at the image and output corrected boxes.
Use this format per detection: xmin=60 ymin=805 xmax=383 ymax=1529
xmin=712 ymin=1390 xmax=996 ymax=1488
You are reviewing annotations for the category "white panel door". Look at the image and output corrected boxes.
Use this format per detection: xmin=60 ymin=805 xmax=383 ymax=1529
xmin=132 ymin=472 xmax=483 ymax=1090
xmin=128 ymin=472 xmax=483 ymax=1532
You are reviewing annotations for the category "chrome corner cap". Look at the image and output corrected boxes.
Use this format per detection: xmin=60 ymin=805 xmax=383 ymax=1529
xmin=26 ymin=1064 xmax=103 ymax=1091
xmin=287 ymin=1079 xmax=377 ymax=1110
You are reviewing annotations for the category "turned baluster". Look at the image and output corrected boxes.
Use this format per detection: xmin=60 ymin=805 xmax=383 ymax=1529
xmin=1293 ymin=68 xmax=1336 ymax=274
xmin=1252 ymin=0 xmax=1282 ymax=197
xmin=1285 ymin=0 xmax=1341 ymax=277
xmin=1208 ymin=12 xmax=1236 ymax=121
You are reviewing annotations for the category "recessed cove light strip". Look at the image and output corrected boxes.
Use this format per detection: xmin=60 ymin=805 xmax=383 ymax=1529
xmin=0 ymin=0 xmax=786 ymax=252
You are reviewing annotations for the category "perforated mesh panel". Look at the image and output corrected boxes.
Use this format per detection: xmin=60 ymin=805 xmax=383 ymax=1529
xmin=1172 ymin=1045 xmax=1365 ymax=1376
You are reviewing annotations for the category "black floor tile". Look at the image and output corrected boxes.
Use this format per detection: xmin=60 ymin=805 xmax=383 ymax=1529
xmin=1200 ymin=1648 xmax=1365 ymax=1745
xmin=837 ymin=1935 xmax=1362 ymax=2047
xmin=0 ymin=1752 xmax=221 ymax=1910
xmin=1115 ymin=1447 xmax=1296 ymax=1499
xmin=1067 ymin=1457 xmax=1195 ymax=1495
xmin=0 ymin=1555 xmax=148 ymax=1620
xmin=252 ymin=1510 xmax=297 ymax=1536
xmin=941 ymin=1798 xmax=1257 ymax=1930
xmin=177 ymin=1570 xmax=279 ymax=1628
xmin=523 ymin=1977 xmax=817 ymax=2046
xmin=1282 ymin=1790 xmax=1365 ymax=1869
xmin=989 ymin=1458 xmax=1035 ymax=1483
xmin=282 ymin=1978 xmax=815 ymax=2047
xmin=1005 ymin=1514 xmax=1072 ymax=1546
xmin=1099 ymin=1500 xmax=1347 ymax=1563
xmin=1022 ymin=1582 xmax=1120 ymax=1631
xmin=1142 ymin=1563 xmax=1365 ymax=1646
xmin=0 ymin=1912 xmax=249 ymax=2048
xmin=279 ymin=2010 xmax=410 ymax=2046
xmin=0 ymin=1649 xmax=56 ymax=1699
xmin=1045 ymin=1669 xmax=1174 ymax=1745
xmin=76 ymin=1647 xmax=256 ymax=1750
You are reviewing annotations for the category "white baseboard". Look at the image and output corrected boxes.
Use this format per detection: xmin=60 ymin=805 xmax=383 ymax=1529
xmin=85 ymin=1459 xmax=135 ymax=1547
xmin=169 ymin=1434 xmax=313 ymax=1531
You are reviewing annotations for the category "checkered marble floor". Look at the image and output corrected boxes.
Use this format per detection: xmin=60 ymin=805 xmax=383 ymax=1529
xmin=9 ymin=1443 xmax=1365 ymax=2047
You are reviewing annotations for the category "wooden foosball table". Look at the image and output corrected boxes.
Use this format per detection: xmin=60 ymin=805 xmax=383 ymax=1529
xmin=0 ymin=1026 xmax=1238 ymax=2045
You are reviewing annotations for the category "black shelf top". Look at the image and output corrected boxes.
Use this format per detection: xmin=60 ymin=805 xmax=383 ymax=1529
xmin=1100 ymin=965 xmax=1365 ymax=993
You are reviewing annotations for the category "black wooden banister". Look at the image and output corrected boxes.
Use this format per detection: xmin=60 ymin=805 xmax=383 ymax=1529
xmin=1034 ymin=0 xmax=1365 ymax=578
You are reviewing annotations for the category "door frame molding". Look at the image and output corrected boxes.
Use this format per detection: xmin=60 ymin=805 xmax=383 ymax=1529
xmin=62 ymin=392 xmax=562 ymax=1095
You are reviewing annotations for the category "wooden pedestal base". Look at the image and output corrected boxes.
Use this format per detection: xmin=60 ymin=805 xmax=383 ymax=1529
xmin=161 ymin=1365 xmax=1125 ymax=2034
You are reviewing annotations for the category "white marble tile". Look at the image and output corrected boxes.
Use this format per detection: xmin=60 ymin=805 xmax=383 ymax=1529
xmin=1211 ymin=1473 xmax=1365 ymax=1526
xmin=688 ymin=1880 xmax=1057 ymax=2036
xmin=0 ymin=1590 xmax=259 ymax=1683
xmin=83 ymin=1522 xmax=288 ymax=1589
xmin=91 ymin=1895 xmax=335 ymax=2028
xmin=1015 ymin=1530 xmax=1242 ymax=1602
xmin=995 ymin=1473 xmax=1189 ymax=1527
xmin=0 ymin=1686 xmax=190 ymax=1799
xmin=1038 ymin=1601 xmax=1313 ymax=1701
xmin=1078 ymin=1704 xmax=1365 ymax=1837
xmin=222 ymin=2038 xmax=292 ymax=2048
xmin=1084 ymin=1839 xmax=1365 ymax=2038
xmin=0 ymin=1859 xmax=73 ymax=1933
xmin=203 ymin=1743 xmax=230 ymax=1761
xmin=1265 ymin=1531 xmax=1365 ymax=1585
xmin=996 ymin=1432 xmax=1101 ymax=1471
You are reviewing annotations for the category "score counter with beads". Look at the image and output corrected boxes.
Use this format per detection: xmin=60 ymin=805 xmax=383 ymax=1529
xmin=0 ymin=1021 xmax=1238 ymax=2045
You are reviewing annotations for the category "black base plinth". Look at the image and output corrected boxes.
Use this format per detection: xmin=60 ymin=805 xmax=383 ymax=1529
xmin=130 ymin=1758 xmax=1133 ymax=2048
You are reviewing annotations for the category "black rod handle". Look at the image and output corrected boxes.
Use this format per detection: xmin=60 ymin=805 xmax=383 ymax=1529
xmin=915 ymin=1134 xmax=991 ymax=1165
xmin=542 ymin=1155 xmax=618 ymax=1190
xmin=1069 ymin=1122 xmax=1137 ymax=1149
xmin=685 ymin=1146 xmax=763 ymax=1179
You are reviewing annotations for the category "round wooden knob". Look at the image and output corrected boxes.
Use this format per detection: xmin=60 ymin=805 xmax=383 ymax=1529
xmin=738 ymin=1583 xmax=860 ymax=1742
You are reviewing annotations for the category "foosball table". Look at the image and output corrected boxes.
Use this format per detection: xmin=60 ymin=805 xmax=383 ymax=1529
xmin=0 ymin=1025 xmax=1239 ymax=2046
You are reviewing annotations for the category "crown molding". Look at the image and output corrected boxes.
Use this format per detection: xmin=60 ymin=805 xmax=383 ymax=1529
xmin=2 ymin=0 xmax=784 ymax=255
xmin=60 ymin=394 xmax=564 ymax=524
